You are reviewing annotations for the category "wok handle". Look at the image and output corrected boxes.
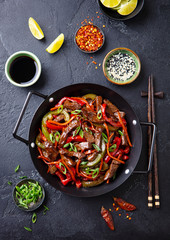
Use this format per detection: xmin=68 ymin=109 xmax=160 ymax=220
xmin=13 ymin=91 xmax=47 ymax=145
xmin=133 ymin=121 xmax=156 ymax=174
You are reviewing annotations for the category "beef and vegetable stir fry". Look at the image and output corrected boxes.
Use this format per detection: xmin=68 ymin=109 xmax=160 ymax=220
xmin=36 ymin=94 xmax=132 ymax=188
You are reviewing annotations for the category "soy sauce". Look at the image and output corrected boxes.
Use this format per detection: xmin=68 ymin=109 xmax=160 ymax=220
xmin=9 ymin=56 xmax=38 ymax=85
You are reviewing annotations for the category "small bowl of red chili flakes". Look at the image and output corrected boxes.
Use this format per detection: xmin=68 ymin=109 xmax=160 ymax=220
xmin=75 ymin=24 xmax=105 ymax=53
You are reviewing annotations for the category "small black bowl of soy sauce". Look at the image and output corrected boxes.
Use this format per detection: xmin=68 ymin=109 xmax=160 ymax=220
xmin=5 ymin=51 xmax=41 ymax=87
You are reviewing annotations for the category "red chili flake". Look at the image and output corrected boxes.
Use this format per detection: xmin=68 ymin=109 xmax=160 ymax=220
xmin=129 ymin=217 xmax=132 ymax=220
xmin=86 ymin=62 xmax=88 ymax=64
xmin=97 ymin=16 xmax=100 ymax=18
xmin=90 ymin=57 xmax=93 ymax=59
xmin=115 ymin=207 xmax=119 ymax=211
xmin=96 ymin=11 xmax=98 ymax=14
xmin=92 ymin=61 xmax=97 ymax=64
xmin=119 ymin=214 xmax=121 ymax=216
xmin=75 ymin=24 xmax=103 ymax=52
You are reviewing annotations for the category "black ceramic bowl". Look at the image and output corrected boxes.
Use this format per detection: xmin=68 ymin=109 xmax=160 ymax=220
xmin=97 ymin=0 xmax=144 ymax=21
xmin=74 ymin=24 xmax=105 ymax=53
xmin=13 ymin=179 xmax=45 ymax=211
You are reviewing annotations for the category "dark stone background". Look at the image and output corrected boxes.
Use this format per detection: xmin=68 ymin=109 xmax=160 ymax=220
xmin=0 ymin=0 xmax=170 ymax=239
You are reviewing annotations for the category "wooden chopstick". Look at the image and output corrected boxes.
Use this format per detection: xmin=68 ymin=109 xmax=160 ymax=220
xmin=147 ymin=76 xmax=153 ymax=209
xmin=150 ymin=75 xmax=160 ymax=208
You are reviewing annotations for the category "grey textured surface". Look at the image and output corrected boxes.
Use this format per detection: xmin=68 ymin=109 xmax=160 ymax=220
xmin=0 ymin=0 xmax=170 ymax=239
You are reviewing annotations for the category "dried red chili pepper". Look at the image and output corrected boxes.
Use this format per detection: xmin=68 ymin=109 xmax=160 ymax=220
xmin=113 ymin=197 xmax=136 ymax=211
xmin=101 ymin=206 xmax=114 ymax=231
xmin=76 ymin=24 xmax=103 ymax=52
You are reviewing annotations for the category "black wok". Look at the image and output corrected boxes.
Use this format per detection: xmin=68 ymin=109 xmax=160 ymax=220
xmin=13 ymin=83 xmax=155 ymax=197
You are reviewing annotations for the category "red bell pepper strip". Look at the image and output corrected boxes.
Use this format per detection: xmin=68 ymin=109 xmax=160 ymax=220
xmin=104 ymin=137 xmax=121 ymax=163
xmin=122 ymin=155 xmax=129 ymax=161
xmin=66 ymin=135 xmax=85 ymax=143
xmin=55 ymin=171 xmax=72 ymax=186
xmin=75 ymin=179 xmax=82 ymax=188
xmin=101 ymin=104 xmax=126 ymax=128
xmin=50 ymin=97 xmax=86 ymax=111
xmin=113 ymin=197 xmax=136 ymax=211
xmin=76 ymin=159 xmax=81 ymax=177
xmin=101 ymin=206 xmax=114 ymax=231
xmin=46 ymin=121 xmax=63 ymax=130
xmin=123 ymin=146 xmax=130 ymax=154
xmin=60 ymin=159 xmax=76 ymax=182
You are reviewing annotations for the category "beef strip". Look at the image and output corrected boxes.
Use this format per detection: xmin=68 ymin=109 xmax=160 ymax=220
xmin=104 ymin=160 xmax=120 ymax=181
xmin=121 ymin=129 xmax=128 ymax=146
xmin=63 ymin=100 xmax=81 ymax=111
xmin=87 ymin=152 xmax=98 ymax=161
xmin=113 ymin=111 xmax=125 ymax=120
xmin=42 ymin=141 xmax=59 ymax=161
xmin=95 ymin=96 xmax=103 ymax=112
xmin=94 ymin=127 xmax=103 ymax=149
xmin=83 ymin=131 xmax=95 ymax=143
xmin=48 ymin=165 xmax=57 ymax=174
xmin=104 ymin=99 xmax=118 ymax=119
xmin=59 ymin=148 xmax=86 ymax=159
xmin=60 ymin=154 xmax=76 ymax=167
xmin=75 ymin=142 xmax=92 ymax=151
xmin=82 ymin=107 xmax=104 ymax=123
xmin=59 ymin=119 xmax=80 ymax=146
xmin=54 ymin=114 xmax=65 ymax=122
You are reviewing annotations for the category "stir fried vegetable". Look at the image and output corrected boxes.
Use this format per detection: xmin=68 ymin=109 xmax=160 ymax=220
xmin=36 ymin=94 xmax=132 ymax=188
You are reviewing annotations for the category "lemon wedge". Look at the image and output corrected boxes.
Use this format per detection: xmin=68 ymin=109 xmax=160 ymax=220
xmin=28 ymin=17 xmax=44 ymax=40
xmin=117 ymin=0 xmax=138 ymax=15
xmin=46 ymin=33 xmax=64 ymax=54
xmin=100 ymin=0 xmax=121 ymax=8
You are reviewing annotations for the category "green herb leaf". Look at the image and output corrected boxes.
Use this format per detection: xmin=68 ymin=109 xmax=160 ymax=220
xmin=118 ymin=130 xmax=123 ymax=136
xmin=71 ymin=110 xmax=82 ymax=115
xmin=79 ymin=129 xmax=84 ymax=138
xmin=102 ymin=132 xmax=108 ymax=143
xmin=73 ymin=126 xmax=81 ymax=137
xmin=19 ymin=176 xmax=28 ymax=179
xmin=49 ymin=133 xmax=55 ymax=143
xmin=43 ymin=205 xmax=49 ymax=215
xmin=59 ymin=162 xmax=67 ymax=175
xmin=15 ymin=165 xmax=20 ymax=173
xmin=80 ymin=161 xmax=87 ymax=166
xmin=92 ymin=144 xmax=101 ymax=152
xmin=8 ymin=181 xmax=12 ymax=185
xmin=56 ymin=105 xmax=63 ymax=114
xmin=24 ymin=227 xmax=32 ymax=232
xmin=109 ymin=144 xmax=117 ymax=152
xmin=92 ymin=168 xmax=99 ymax=178
xmin=97 ymin=109 xmax=102 ymax=120
xmin=70 ymin=143 xmax=77 ymax=152
xmin=32 ymin=212 xmax=37 ymax=224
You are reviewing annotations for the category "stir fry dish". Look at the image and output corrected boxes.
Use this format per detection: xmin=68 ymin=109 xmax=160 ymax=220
xmin=36 ymin=94 xmax=132 ymax=188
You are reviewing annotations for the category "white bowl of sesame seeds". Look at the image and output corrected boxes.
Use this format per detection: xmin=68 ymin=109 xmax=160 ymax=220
xmin=103 ymin=47 xmax=141 ymax=85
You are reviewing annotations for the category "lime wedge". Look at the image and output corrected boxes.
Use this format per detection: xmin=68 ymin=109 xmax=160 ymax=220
xmin=100 ymin=0 xmax=121 ymax=8
xmin=46 ymin=33 xmax=64 ymax=54
xmin=117 ymin=0 xmax=138 ymax=15
xmin=28 ymin=17 xmax=44 ymax=40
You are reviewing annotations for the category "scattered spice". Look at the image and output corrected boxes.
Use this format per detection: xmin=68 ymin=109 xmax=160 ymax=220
xmin=8 ymin=181 xmax=12 ymax=185
xmin=97 ymin=16 xmax=100 ymax=18
xmin=76 ymin=25 xmax=104 ymax=52
xmin=119 ymin=213 xmax=121 ymax=216
xmin=86 ymin=62 xmax=88 ymax=64
xmin=92 ymin=61 xmax=97 ymax=64
xmin=99 ymin=63 xmax=101 ymax=66
xmin=103 ymin=25 xmax=106 ymax=28
xmin=129 ymin=217 xmax=132 ymax=220
xmin=95 ymin=67 xmax=98 ymax=69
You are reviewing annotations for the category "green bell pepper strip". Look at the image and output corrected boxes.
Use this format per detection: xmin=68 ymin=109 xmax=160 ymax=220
xmin=86 ymin=139 xmax=106 ymax=167
xmin=82 ymin=93 xmax=97 ymax=100
xmin=36 ymin=133 xmax=45 ymax=149
xmin=41 ymin=109 xmax=70 ymax=141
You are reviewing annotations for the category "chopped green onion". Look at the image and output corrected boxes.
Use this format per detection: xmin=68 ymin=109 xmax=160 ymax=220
xmin=59 ymin=162 xmax=67 ymax=175
xmin=85 ymin=127 xmax=92 ymax=134
xmin=118 ymin=130 xmax=123 ymax=136
xmin=71 ymin=109 xmax=82 ymax=115
xmin=109 ymin=144 xmax=117 ymax=152
xmin=54 ymin=131 xmax=60 ymax=142
xmin=92 ymin=168 xmax=99 ymax=178
xmin=24 ymin=227 xmax=32 ymax=232
xmin=19 ymin=176 xmax=28 ymax=179
xmin=102 ymin=132 xmax=108 ymax=143
xmin=79 ymin=129 xmax=84 ymax=138
xmin=15 ymin=165 xmax=20 ymax=172
xmin=49 ymin=133 xmax=55 ymax=143
xmin=63 ymin=143 xmax=70 ymax=148
xmin=32 ymin=213 xmax=37 ymax=224
xmin=92 ymin=144 xmax=101 ymax=152
xmin=8 ymin=181 xmax=12 ymax=185
xmin=80 ymin=161 xmax=87 ymax=166
xmin=97 ymin=109 xmax=102 ymax=120
xmin=70 ymin=143 xmax=77 ymax=152
xmin=56 ymin=105 xmax=63 ymax=114
xmin=73 ymin=126 xmax=81 ymax=137
xmin=43 ymin=205 xmax=49 ymax=215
